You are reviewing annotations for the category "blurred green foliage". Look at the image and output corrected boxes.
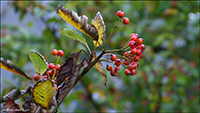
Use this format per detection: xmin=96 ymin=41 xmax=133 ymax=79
xmin=1 ymin=1 xmax=199 ymax=112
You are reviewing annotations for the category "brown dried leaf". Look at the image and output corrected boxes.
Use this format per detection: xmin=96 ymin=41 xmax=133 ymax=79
xmin=56 ymin=51 xmax=82 ymax=86
xmin=0 ymin=86 xmax=31 ymax=103
xmin=56 ymin=51 xmax=86 ymax=105
xmin=4 ymin=99 xmax=25 ymax=113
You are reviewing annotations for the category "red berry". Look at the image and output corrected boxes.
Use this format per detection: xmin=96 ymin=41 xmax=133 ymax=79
xmin=122 ymin=17 xmax=130 ymax=25
xmin=51 ymin=49 xmax=58 ymax=56
xmin=106 ymin=65 xmax=112 ymax=71
xmin=115 ymin=66 xmax=120 ymax=72
xmin=116 ymin=10 xmax=124 ymax=18
xmin=48 ymin=71 xmax=53 ymax=76
xmin=51 ymin=69 xmax=58 ymax=76
xmin=133 ymin=56 xmax=140 ymax=61
xmin=130 ymin=33 xmax=135 ymax=38
xmin=130 ymin=48 xmax=137 ymax=55
xmin=124 ymin=52 xmax=129 ymax=57
xmin=56 ymin=64 xmax=61 ymax=70
xmin=110 ymin=54 xmax=117 ymax=61
xmin=123 ymin=59 xmax=130 ymax=65
xmin=110 ymin=69 xmax=116 ymax=76
xmin=136 ymin=49 xmax=143 ymax=56
xmin=130 ymin=35 xmax=138 ymax=42
xmin=129 ymin=64 xmax=134 ymax=71
xmin=137 ymin=38 xmax=144 ymax=45
xmin=132 ymin=63 xmax=138 ymax=69
xmin=43 ymin=75 xmax=48 ymax=79
xmin=48 ymin=63 xmax=55 ymax=69
xmin=124 ymin=69 xmax=130 ymax=75
xmin=115 ymin=59 xmax=122 ymax=66
xmin=131 ymin=61 xmax=138 ymax=65
xmin=130 ymin=69 xmax=136 ymax=76
xmin=57 ymin=50 xmax=64 ymax=57
xmin=129 ymin=41 xmax=137 ymax=49
xmin=34 ymin=74 xmax=40 ymax=81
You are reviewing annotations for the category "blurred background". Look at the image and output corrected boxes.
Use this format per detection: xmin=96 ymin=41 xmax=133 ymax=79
xmin=1 ymin=1 xmax=199 ymax=112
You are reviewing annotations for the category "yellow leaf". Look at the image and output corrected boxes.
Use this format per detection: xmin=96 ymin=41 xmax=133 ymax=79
xmin=92 ymin=12 xmax=106 ymax=47
xmin=0 ymin=58 xmax=32 ymax=80
xmin=33 ymin=79 xmax=56 ymax=109
xmin=92 ymin=53 xmax=107 ymax=87
xmin=56 ymin=5 xmax=106 ymax=47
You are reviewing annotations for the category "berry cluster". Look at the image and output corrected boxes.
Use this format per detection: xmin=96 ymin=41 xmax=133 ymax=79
xmin=33 ymin=49 xmax=64 ymax=81
xmin=106 ymin=33 xmax=145 ymax=76
xmin=116 ymin=10 xmax=130 ymax=25
xmin=123 ymin=33 xmax=145 ymax=76
xmin=106 ymin=54 xmax=122 ymax=76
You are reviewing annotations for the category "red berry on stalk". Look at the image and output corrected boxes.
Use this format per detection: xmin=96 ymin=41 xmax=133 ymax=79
xmin=106 ymin=65 xmax=112 ymax=71
xmin=124 ymin=52 xmax=129 ymax=57
xmin=124 ymin=69 xmax=131 ymax=75
xmin=116 ymin=10 xmax=124 ymax=18
xmin=122 ymin=17 xmax=130 ymax=25
xmin=110 ymin=54 xmax=117 ymax=61
xmin=129 ymin=41 xmax=137 ymax=49
xmin=130 ymin=48 xmax=137 ymax=55
xmin=56 ymin=64 xmax=61 ymax=70
xmin=110 ymin=69 xmax=116 ymax=76
xmin=51 ymin=49 xmax=58 ymax=56
xmin=130 ymin=35 xmax=138 ymax=42
xmin=58 ymin=50 xmax=64 ymax=57
xmin=137 ymin=38 xmax=144 ymax=45
xmin=136 ymin=49 xmax=143 ymax=56
xmin=43 ymin=75 xmax=48 ymax=79
xmin=130 ymin=33 xmax=135 ymax=38
xmin=123 ymin=59 xmax=130 ymax=65
xmin=129 ymin=64 xmax=134 ymax=71
xmin=48 ymin=71 xmax=53 ymax=76
xmin=34 ymin=74 xmax=40 ymax=81
xmin=115 ymin=59 xmax=122 ymax=66
xmin=115 ymin=66 xmax=120 ymax=72
xmin=48 ymin=63 xmax=55 ymax=69
xmin=133 ymin=56 xmax=140 ymax=61
xmin=130 ymin=69 xmax=136 ymax=76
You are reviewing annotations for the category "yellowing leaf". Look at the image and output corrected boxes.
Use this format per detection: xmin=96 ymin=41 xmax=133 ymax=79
xmin=92 ymin=12 xmax=106 ymax=47
xmin=33 ymin=79 xmax=56 ymax=109
xmin=92 ymin=53 xmax=107 ymax=87
xmin=56 ymin=5 xmax=106 ymax=47
xmin=0 ymin=58 xmax=32 ymax=80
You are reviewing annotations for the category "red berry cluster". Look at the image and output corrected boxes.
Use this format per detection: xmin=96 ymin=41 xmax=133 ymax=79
xmin=106 ymin=33 xmax=145 ymax=77
xmin=116 ymin=10 xmax=130 ymax=25
xmin=123 ymin=33 xmax=145 ymax=76
xmin=33 ymin=49 xmax=64 ymax=81
xmin=106 ymin=54 xmax=122 ymax=76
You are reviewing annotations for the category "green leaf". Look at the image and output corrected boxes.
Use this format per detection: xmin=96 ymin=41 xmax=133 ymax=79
xmin=29 ymin=51 xmax=48 ymax=75
xmin=59 ymin=28 xmax=88 ymax=46
xmin=33 ymin=79 xmax=56 ymax=109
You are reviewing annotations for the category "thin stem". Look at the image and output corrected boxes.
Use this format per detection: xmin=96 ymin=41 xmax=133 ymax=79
xmin=103 ymin=20 xmax=121 ymax=52
xmin=99 ymin=59 xmax=113 ymax=63
xmin=52 ymin=56 xmax=60 ymax=80
xmin=84 ymin=43 xmax=92 ymax=54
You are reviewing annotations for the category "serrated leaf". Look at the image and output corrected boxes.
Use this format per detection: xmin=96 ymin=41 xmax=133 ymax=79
xmin=57 ymin=5 xmax=98 ymax=41
xmin=29 ymin=51 xmax=48 ymax=75
xmin=59 ymin=28 xmax=88 ymax=46
xmin=0 ymin=57 xmax=32 ymax=80
xmin=92 ymin=12 xmax=106 ymax=47
xmin=33 ymin=79 xmax=56 ymax=109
